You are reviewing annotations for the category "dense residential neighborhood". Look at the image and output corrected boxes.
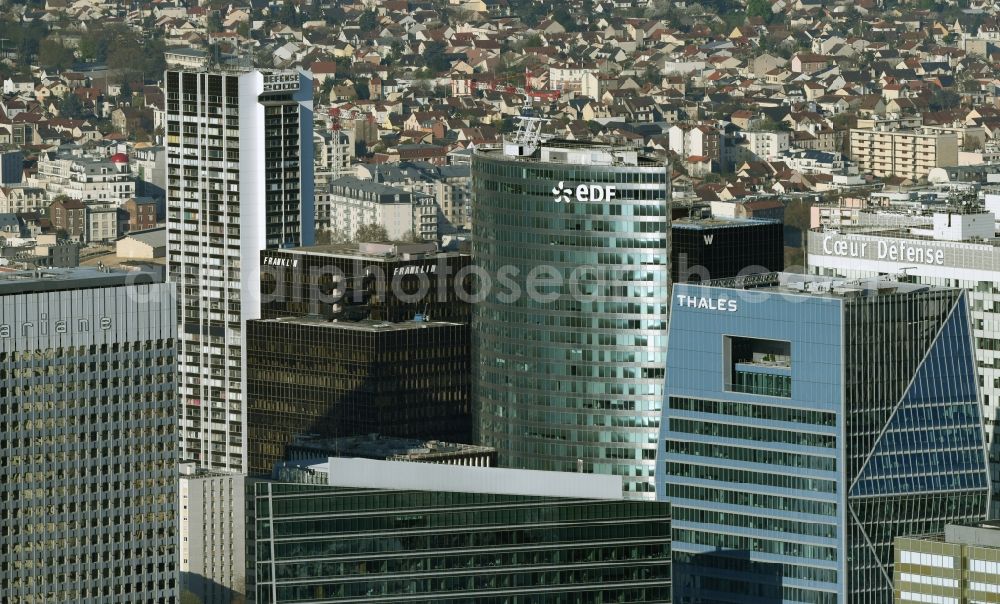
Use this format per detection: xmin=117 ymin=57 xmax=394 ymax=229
xmin=2 ymin=0 xmax=1000 ymax=261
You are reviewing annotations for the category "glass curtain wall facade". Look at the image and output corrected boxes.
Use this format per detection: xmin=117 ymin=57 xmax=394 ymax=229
xmin=472 ymin=141 xmax=670 ymax=499
xmin=251 ymin=481 xmax=671 ymax=603
xmin=671 ymin=218 xmax=784 ymax=285
xmin=246 ymin=318 xmax=470 ymax=476
xmin=659 ymin=274 xmax=990 ymax=604
xmin=808 ymin=227 xmax=1000 ymax=518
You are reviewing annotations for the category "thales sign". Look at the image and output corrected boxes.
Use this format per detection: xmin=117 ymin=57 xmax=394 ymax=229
xmin=821 ymin=236 xmax=945 ymax=266
xmin=552 ymin=181 xmax=617 ymax=203
xmin=676 ymin=294 xmax=738 ymax=312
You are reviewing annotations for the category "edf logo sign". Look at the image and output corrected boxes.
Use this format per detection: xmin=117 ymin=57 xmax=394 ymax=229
xmin=552 ymin=181 xmax=617 ymax=203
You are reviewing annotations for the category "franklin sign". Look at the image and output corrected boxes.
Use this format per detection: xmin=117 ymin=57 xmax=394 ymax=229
xmin=822 ymin=236 xmax=945 ymax=266
xmin=263 ymin=256 xmax=299 ymax=268
xmin=393 ymin=265 xmax=437 ymax=276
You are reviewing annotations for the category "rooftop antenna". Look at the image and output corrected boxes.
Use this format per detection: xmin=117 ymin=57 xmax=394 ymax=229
xmin=503 ymin=107 xmax=550 ymax=157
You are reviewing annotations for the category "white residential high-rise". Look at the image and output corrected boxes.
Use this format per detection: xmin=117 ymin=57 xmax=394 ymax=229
xmin=166 ymin=66 xmax=315 ymax=471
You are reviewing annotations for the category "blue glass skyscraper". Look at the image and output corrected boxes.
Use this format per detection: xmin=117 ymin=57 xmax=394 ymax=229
xmin=658 ymin=273 xmax=990 ymax=604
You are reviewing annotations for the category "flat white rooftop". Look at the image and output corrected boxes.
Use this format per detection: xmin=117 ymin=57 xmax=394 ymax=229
xmin=317 ymin=457 xmax=624 ymax=500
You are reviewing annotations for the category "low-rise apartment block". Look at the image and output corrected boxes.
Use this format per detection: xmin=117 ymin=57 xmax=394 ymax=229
xmin=32 ymin=146 xmax=136 ymax=205
xmin=327 ymin=176 xmax=437 ymax=241
xmin=849 ymin=126 xmax=959 ymax=181
xmin=735 ymin=130 xmax=791 ymax=162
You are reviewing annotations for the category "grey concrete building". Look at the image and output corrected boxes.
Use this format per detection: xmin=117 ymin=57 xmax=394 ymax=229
xmin=179 ymin=463 xmax=248 ymax=604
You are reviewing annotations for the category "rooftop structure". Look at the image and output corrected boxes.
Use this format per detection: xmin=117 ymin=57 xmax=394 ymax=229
xmin=251 ymin=315 xmax=464 ymax=332
xmin=283 ymin=433 xmax=497 ymax=466
xmin=289 ymin=457 xmax=624 ymax=499
xmin=0 ymin=265 xmax=159 ymax=294
xmin=286 ymin=240 xmax=443 ymax=259
xmin=488 ymin=136 xmax=660 ymax=166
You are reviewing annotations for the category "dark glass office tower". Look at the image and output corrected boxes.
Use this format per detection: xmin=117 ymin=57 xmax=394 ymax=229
xmin=659 ymin=273 xmax=990 ymax=604
xmin=259 ymin=241 xmax=472 ymax=323
xmin=671 ymin=216 xmax=783 ymax=284
xmin=472 ymin=138 xmax=670 ymax=499
xmin=246 ymin=317 xmax=470 ymax=476
xmin=247 ymin=241 xmax=474 ymax=476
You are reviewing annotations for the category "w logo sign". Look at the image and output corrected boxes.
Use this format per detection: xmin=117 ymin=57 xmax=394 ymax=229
xmin=703 ymin=234 xmax=714 ymax=245
xmin=552 ymin=181 xmax=573 ymax=203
